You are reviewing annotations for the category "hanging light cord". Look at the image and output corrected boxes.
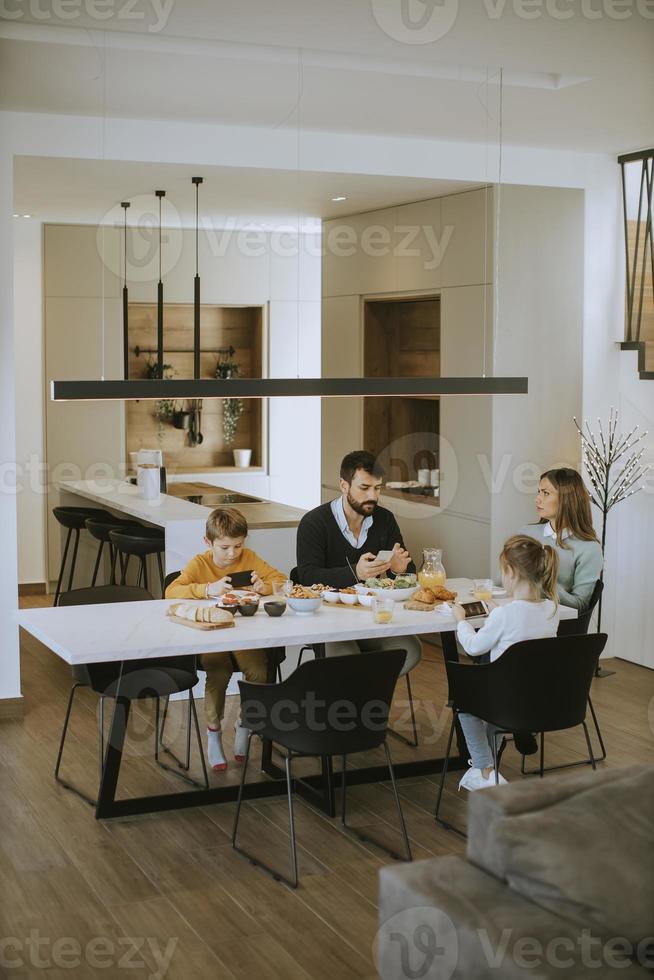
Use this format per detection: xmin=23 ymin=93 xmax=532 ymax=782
xmin=493 ymin=67 xmax=504 ymax=370
xmin=195 ymin=181 xmax=199 ymax=276
xmin=482 ymin=66 xmax=490 ymax=379
xmin=296 ymin=47 xmax=304 ymax=380
xmin=123 ymin=205 xmax=128 ymax=286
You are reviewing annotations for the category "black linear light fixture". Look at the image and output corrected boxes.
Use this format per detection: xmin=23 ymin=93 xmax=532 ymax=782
xmin=51 ymin=376 xmax=527 ymax=400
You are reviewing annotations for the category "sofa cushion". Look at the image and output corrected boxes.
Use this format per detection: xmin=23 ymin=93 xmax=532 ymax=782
xmin=377 ymin=855 xmax=650 ymax=979
xmin=487 ymin=767 xmax=654 ymax=944
xmin=467 ymin=765 xmax=639 ymax=881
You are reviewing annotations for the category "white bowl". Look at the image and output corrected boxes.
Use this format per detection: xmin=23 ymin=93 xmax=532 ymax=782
xmin=287 ymin=596 xmax=322 ymax=615
xmin=356 ymin=591 xmax=376 ymax=608
xmin=355 ymin=583 xmax=419 ymax=602
xmin=337 ymin=592 xmax=359 ymax=605
xmin=321 ymin=590 xmax=339 ymax=603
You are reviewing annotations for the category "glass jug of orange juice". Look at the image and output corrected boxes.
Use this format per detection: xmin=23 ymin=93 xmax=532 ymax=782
xmin=418 ymin=548 xmax=446 ymax=590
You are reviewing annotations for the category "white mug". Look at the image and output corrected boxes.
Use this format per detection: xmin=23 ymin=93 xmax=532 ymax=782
xmin=417 ymin=469 xmax=430 ymax=487
xmin=430 ymin=468 xmax=440 ymax=487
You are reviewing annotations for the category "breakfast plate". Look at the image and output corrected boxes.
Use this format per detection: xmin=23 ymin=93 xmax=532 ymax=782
xmin=215 ymin=589 xmax=259 ymax=608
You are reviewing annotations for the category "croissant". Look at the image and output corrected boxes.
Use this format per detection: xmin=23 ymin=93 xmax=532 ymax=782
xmin=414 ymin=587 xmax=437 ymax=604
xmin=431 ymin=585 xmax=457 ymax=602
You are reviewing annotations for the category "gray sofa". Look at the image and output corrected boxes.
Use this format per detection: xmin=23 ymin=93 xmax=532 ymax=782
xmin=377 ymin=765 xmax=654 ymax=979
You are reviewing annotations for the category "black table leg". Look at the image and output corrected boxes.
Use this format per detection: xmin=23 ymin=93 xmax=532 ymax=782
xmin=95 ymin=693 xmax=131 ymax=819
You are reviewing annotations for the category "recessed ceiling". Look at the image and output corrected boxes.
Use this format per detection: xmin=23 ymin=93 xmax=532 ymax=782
xmin=13 ymin=156 xmax=482 ymax=224
xmin=1 ymin=4 xmax=653 ymax=155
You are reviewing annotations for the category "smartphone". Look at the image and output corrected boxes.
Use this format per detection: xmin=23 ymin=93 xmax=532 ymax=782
xmin=228 ymin=569 xmax=254 ymax=588
xmin=461 ymin=600 xmax=490 ymax=619
xmin=375 ymin=550 xmax=393 ymax=563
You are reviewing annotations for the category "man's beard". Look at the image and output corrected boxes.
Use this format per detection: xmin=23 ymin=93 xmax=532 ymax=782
xmin=347 ymin=491 xmax=377 ymax=517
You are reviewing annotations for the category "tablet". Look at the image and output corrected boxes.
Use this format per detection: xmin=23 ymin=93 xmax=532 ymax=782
xmin=461 ymin=600 xmax=490 ymax=619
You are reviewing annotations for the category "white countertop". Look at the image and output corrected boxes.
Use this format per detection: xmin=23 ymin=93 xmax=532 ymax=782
xmin=57 ymin=479 xmax=305 ymax=531
xmin=58 ymin=479 xmax=210 ymax=528
xmin=17 ymin=579 xmax=575 ymax=666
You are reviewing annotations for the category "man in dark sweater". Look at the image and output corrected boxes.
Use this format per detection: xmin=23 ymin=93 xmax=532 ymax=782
xmin=296 ymin=450 xmax=422 ymax=673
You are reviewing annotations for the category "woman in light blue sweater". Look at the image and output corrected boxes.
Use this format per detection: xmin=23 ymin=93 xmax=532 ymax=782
xmin=518 ymin=468 xmax=603 ymax=612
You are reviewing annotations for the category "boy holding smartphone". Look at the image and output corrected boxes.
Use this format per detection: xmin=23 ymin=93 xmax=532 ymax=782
xmin=166 ymin=507 xmax=286 ymax=771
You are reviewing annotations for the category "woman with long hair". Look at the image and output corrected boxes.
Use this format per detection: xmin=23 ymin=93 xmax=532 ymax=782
xmin=518 ymin=467 xmax=603 ymax=612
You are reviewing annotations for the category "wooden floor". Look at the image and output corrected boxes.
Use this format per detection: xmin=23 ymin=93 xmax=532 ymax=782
xmin=3 ymin=596 xmax=654 ymax=980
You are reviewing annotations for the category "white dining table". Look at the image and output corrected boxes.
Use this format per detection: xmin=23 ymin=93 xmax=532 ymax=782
xmin=17 ymin=580 xmax=577 ymax=819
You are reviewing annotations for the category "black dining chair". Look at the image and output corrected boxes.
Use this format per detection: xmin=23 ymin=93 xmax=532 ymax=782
xmin=54 ymin=585 xmax=208 ymax=806
xmin=520 ymin=580 xmax=607 ymax=774
xmin=290 ymin=566 xmax=419 ymax=748
xmin=434 ymin=633 xmax=607 ymax=836
xmin=157 ymin=570 xmax=286 ymax=772
xmin=231 ymin=649 xmax=412 ymax=888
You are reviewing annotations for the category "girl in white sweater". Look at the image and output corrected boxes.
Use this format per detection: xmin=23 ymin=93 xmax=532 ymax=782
xmin=451 ymin=535 xmax=560 ymax=791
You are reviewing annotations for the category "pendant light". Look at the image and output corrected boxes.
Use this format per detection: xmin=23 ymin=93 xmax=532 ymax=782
xmin=192 ymin=177 xmax=203 ymax=379
xmin=155 ymin=189 xmax=165 ymax=376
xmin=121 ymin=200 xmax=130 ymax=381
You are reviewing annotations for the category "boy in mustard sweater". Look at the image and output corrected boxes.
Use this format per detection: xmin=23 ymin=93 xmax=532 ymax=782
xmin=166 ymin=508 xmax=286 ymax=771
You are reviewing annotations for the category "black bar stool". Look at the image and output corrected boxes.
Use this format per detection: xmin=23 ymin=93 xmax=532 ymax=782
xmin=52 ymin=506 xmax=115 ymax=605
xmin=85 ymin=517 xmax=144 ymax=588
xmin=109 ymin=525 xmax=165 ymax=596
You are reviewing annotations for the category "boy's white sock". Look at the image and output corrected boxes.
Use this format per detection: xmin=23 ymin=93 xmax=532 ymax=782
xmin=207 ymin=728 xmax=227 ymax=771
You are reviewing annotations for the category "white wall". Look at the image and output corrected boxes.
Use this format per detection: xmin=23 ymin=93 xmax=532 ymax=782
xmin=0 ymin=132 xmax=21 ymax=701
xmin=490 ymin=185 xmax=585 ymax=563
xmin=13 ymin=218 xmax=46 ymax=585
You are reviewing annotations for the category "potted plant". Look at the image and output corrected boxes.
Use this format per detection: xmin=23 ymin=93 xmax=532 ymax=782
xmin=215 ymin=358 xmax=250 ymax=465
xmin=146 ymin=360 xmax=177 ymax=441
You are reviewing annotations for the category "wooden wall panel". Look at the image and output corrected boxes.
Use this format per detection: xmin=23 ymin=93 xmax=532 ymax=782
xmin=125 ymin=303 xmax=264 ymax=469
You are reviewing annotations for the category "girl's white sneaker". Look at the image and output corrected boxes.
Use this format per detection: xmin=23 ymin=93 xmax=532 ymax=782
xmin=458 ymin=767 xmax=507 ymax=791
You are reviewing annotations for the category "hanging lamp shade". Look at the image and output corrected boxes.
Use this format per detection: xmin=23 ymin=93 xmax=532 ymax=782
xmin=121 ymin=201 xmax=130 ymax=381
xmin=155 ymin=189 xmax=165 ymax=375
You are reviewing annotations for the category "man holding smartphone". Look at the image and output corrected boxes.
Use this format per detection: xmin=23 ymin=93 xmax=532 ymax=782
xmin=296 ymin=451 xmax=421 ymax=672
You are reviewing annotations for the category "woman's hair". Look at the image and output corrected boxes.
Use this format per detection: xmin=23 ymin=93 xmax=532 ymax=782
xmin=500 ymin=534 xmax=559 ymax=608
xmin=540 ymin=467 xmax=598 ymax=547
xmin=206 ymin=508 xmax=248 ymax=541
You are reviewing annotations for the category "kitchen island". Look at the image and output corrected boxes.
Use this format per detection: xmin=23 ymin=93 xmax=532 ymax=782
xmin=56 ymin=479 xmax=305 ymax=586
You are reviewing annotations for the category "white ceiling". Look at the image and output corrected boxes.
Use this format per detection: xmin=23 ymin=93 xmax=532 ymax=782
xmin=1 ymin=2 xmax=653 ymax=155
xmin=13 ymin=156 xmax=481 ymax=223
